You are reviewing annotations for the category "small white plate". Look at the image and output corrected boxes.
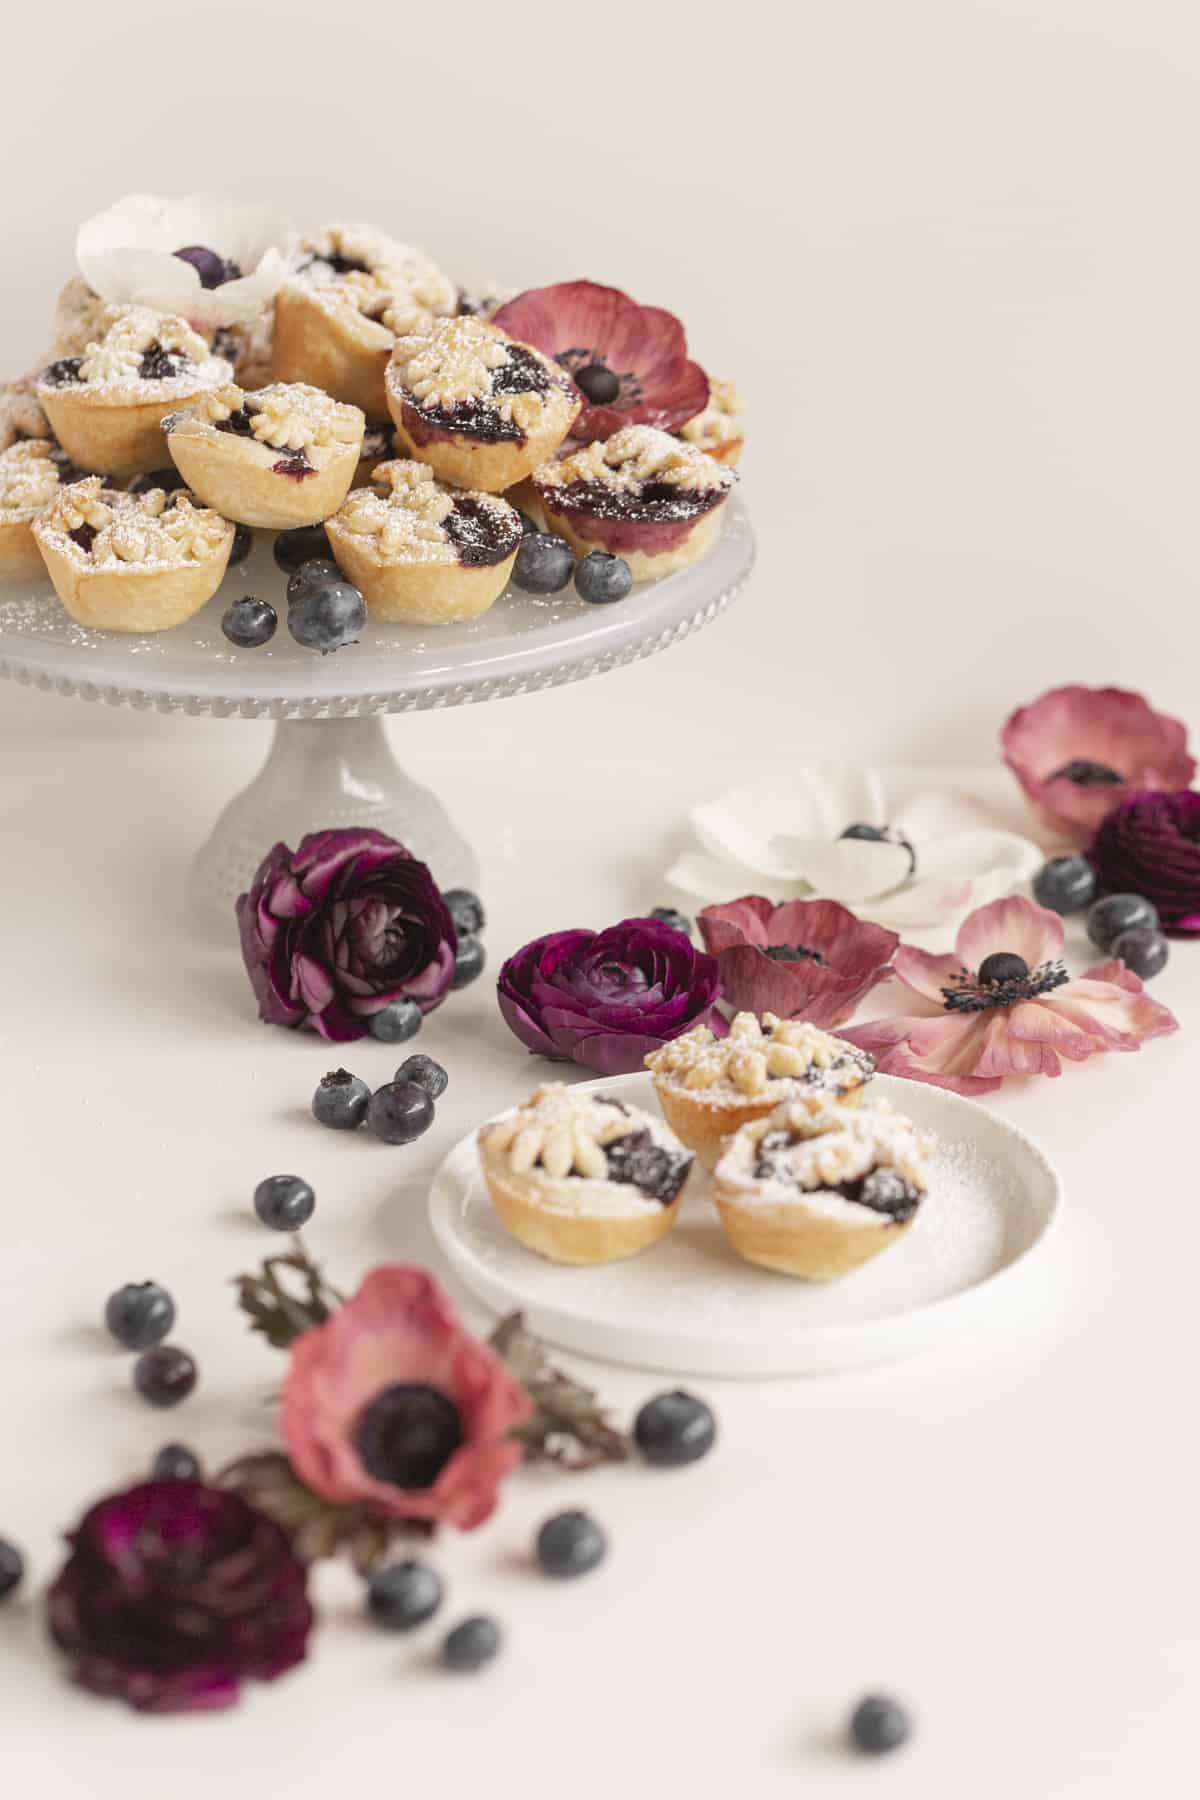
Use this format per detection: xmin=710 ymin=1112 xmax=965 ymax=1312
xmin=428 ymin=1073 xmax=1061 ymax=1377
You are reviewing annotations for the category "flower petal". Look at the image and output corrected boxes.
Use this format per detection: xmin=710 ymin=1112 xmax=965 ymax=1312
xmin=955 ymin=895 xmax=1064 ymax=972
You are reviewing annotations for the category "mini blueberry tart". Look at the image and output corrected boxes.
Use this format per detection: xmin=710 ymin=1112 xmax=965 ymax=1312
xmin=478 ymin=1083 xmax=693 ymax=1266
xmin=713 ymin=1098 xmax=931 ymax=1279
xmin=162 ymin=381 xmax=364 ymax=529
xmin=36 ymin=307 xmax=231 ymax=481
xmin=645 ymin=1012 xmax=875 ymax=1171
xmin=326 ymin=459 xmax=522 ymax=625
xmin=531 ymin=425 xmax=736 ymax=578
xmin=385 ymin=316 xmax=580 ymax=493
xmin=271 ymin=223 xmax=456 ymax=418
xmin=0 ymin=439 xmax=84 ymax=580
xmin=33 ymin=476 xmax=235 ymax=632
xmin=678 ymin=379 xmax=745 ymax=467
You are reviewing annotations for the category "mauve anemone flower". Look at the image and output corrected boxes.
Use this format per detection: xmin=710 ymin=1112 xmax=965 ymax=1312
xmin=497 ymin=917 xmax=724 ymax=1075
xmin=237 ymin=828 xmax=456 ymax=1042
xmin=1090 ymin=789 xmax=1200 ymax=934
xmin=696 ymin=896 xmax=898 ymax=1027
xmin=1002 ymin=685 xmax=1195 ymax=844
xmin=840 ymin=895 xmax=1177 ymax=1094
xmin=489 ymin=281 xmax=709 ymax=442
xmin=282 ymin=1267 xmax=531 ymax=1531
xmin=46 ymin=1481 xmax=312 ymax=1713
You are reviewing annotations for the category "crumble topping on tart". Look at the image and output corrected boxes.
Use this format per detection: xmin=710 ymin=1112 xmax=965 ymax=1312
xmin=37 ymin=306 xmax=230 ymax=400
xmin=389 ymin=316 xmax=571 ymax=443
xmin=165 ymin=381 xmax=363 ymax=460
xmin=679 ymin=379 xmax=744 ymax=453
xmin=36 ymin=476 xmax=230 ymax=568
xmin=718 ymin=1099 xmax=931 ymax=1221
xmin=534 ymin=424 xmax=735 ymax=519
xmin=481 ymin=1083 xmax=691 ymax=1205
xmin=646 ymin=1011 xmax=875 ymax=1102
xmin=0 ymin=439 xmax=71 ymax=519
xmin=332 ymin=458 xmax=521 ymax=567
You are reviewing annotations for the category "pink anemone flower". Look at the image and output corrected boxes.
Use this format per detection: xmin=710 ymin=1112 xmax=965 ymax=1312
xmin=490 ymin=280 xmax=709 ymax=441
xmin=697 ymin=896 xmax=898 ymax=1028
xmin=840 ymin=895 xmax=1177 ymax=1094
xmin=1001 ymin=684 xmax=1194 ymax=844
xmin=281 ymin=1267 xmax=531 ymax=1532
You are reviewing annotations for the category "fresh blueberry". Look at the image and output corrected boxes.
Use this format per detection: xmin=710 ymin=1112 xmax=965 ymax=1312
xmin=365 ymin=1081 xmax=435 ymax=1145
xmin=395 ymin=1054 xmax=448 ymax=1099
xmin=134 ymin=1345 xmax=197 ymax=1408
xmin=227 ymin=523 xmax=252 ymax=567
xmin=649 ymin=906 xmax=692 ymax=937
xmin=574 ymin=551 xmax=633 ymax=604
xmin=442 ymin=887 xmax=486 ymax=936
xmin=312 ymin=1068 xmax=372 ymax=1129
xmin=273 ymin=524 xmax=333 ymax=574
xmin=1111 ymin=926 xmax=1169 ymax=979
xmin=222 ymin=595 xmax=277 ymax=648
xmin=367 ymin=1559 xmax=444 ymax=1632
xmin=441 ymin=1615 xmax=501 ymax=1672
xmin=253 ymin=1174 xmax=316 ymax=1231
xmin=535 ymin=1510 xmax=607 ymax=1579
xmin=1087 ymin=893 xmax=1159 ymax=951
xmin=1033 ymin=854 xmax=1098 ymax=915
xmin=104 ymin=1281 xmax=176 ymax=1351
xmin=286 ymin=558 xmax=343 ymax=605
xmin=574 ymin=361 xmax=621 ymax=404
xmin=368 ymin=999 xmax=423 ymax=1044
xmin=152 ymin=1442 xmax=202 ymax=1482
xmin=849 ymin=1694 xmax=912 ymax=1756
xmin=0 ymin=1540 xmax=24 ymax=1602
xmin=633 ymin=1391 xmax=716 ymax=1467
xmin=450 ymin=936 xmax=486 ymax=989
xmin=512 ymin=532 xmax=575 ymax=595
xmin=287 ymin=572 xmax=366 ymax=653
xmin=977 ymin=951 xmax=1029 ymax=986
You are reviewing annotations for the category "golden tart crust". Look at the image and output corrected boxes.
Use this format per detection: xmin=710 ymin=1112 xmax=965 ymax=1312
xmin=36 ymin=307 xmax=231 ymax=480
xmin=477 ymin=1083 xmax=692 ymax=1266
xmin=163 ymin=381 xmax=364 ymax=529
xmin=327 ymin=459 xmax=522 ymax=625
xmin=385 ymin=316 xmax=580 ymax=492
xmin=33 ymin=477 xmax=234 ymax=633
xmin=679 ymin=379 xmax=745 ymax=467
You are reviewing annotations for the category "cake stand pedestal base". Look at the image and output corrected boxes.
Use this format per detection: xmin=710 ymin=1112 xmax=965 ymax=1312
xmin=191 ymin=715 xmax=480 ymax=934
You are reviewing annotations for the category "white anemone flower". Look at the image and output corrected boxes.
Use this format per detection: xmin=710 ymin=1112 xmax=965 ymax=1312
xmin=76 ymin=193 xmax=292 ymax=332
xmin=666 ymin=763 xmax=1043 ymax=936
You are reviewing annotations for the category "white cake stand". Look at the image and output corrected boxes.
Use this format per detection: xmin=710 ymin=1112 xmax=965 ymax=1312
xmin=0 ymin=497 xmax=754 ymax=929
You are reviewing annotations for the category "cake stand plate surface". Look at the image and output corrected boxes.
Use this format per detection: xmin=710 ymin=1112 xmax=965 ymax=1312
xmin=429 ymin=1071 xmax=1062 ymax=1378
xmin=0 ymin=498 xmax=753 ymax=921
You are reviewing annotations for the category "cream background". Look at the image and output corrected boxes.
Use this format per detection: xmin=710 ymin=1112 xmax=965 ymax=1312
xmin=4 ymin=4 xmax=1200 ymax=1795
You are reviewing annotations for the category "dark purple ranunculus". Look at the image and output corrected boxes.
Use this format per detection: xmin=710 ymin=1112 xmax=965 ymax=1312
xmin=497 ymin=917 xmax=724 ymax=1075
xmin=1089 ymin=789 xmax=1200 ymax=935
xmin=237 ymin=828 xmax=456 ymax=1041
xmin=47 ymin=1481 xmax=313 ymax=1713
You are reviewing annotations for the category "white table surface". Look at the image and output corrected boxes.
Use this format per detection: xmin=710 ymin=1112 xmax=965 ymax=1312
xmin=1 ymin=718 xmax=1194 ymax=1796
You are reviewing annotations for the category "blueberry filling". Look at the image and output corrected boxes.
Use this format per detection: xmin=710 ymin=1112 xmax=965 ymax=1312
xmin=603 ymin=1128 xmax=691 ymax=1206
xmin=550 ymin=476 xmax=724 ymax=525
xmin=352 ymin=1382 xmax=464 ymax=1490
xmin=764 ymin=944 xmax=827 ymax=966
xmin=297 ymin=250 xmax=372 ymax=279
xmin=753 ymin=1133 xmax=921 ymax=1222
xmin=213 ymin=404 xmax=257 ymax=439
xmin=407 ymin=345 xmax=556 ymax=445
xmin=444 ymin=497 xmax=522 ymax=566
xmin=138 ymin=342 xmax=187 ymax=382
xmin=272 ymin=451 xmax=315 ymax=480
xmin=210 ymin=328 xmax=238 ymax=363
xmin=213 ymin=404 xmax=313 ymax=477
xmin=1048 ymin=759 xmax=1124 ymax=786
xmin=68 ymin=523 xmax=96 ymax=554
xmin=43 ymin=357 xmax=83 ymax=387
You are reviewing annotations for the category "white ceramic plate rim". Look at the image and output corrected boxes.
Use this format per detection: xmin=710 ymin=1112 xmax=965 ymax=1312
xmin=429 ymin=1072 xmax=1062 ymax=1376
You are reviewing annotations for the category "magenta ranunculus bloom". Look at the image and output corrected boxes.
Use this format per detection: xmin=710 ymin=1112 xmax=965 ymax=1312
xmin=1090 ymin=789 xmax=1200 ymax=935
xmin=47 ymin=1481 xmax=312 ymax=1713
xmin=497 ymin=917 xmax=724 ymax=1075
xmin=236 ymin=828 xmax=456 ymax=1042
xmin=696 ymin=896 xmax=899 ymax=1028
xmin=282 ymin=1266 xmax=531 ymax=1532
xmin=1001 ymin=684 xmax=1195 ymax=844
xmin=489 ymin=281 xmax=710 ymax=442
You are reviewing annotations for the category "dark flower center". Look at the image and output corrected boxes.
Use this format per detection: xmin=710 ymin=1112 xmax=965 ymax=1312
xmin=353 ymin=1383 xmax=464 ymax=1490
xmin=764 ymin=944 xmax=828 ymax=966
xmin=574 ymin=361 xmax=621 ymax=405
xmin=556 ymin=345 xmax=643 ymax=406
xmin=174 ymin=245 xmax=243 ymax=290
xmin=593 ymin=958 xmax=649 ymax=996
xmin=1048 ymin=759 xmax=1124 ymax=786
xmin=942 ymin=951 xmax=1068 ymax=1013
xmin=839 ymin=821 xmax=918 ymax=880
